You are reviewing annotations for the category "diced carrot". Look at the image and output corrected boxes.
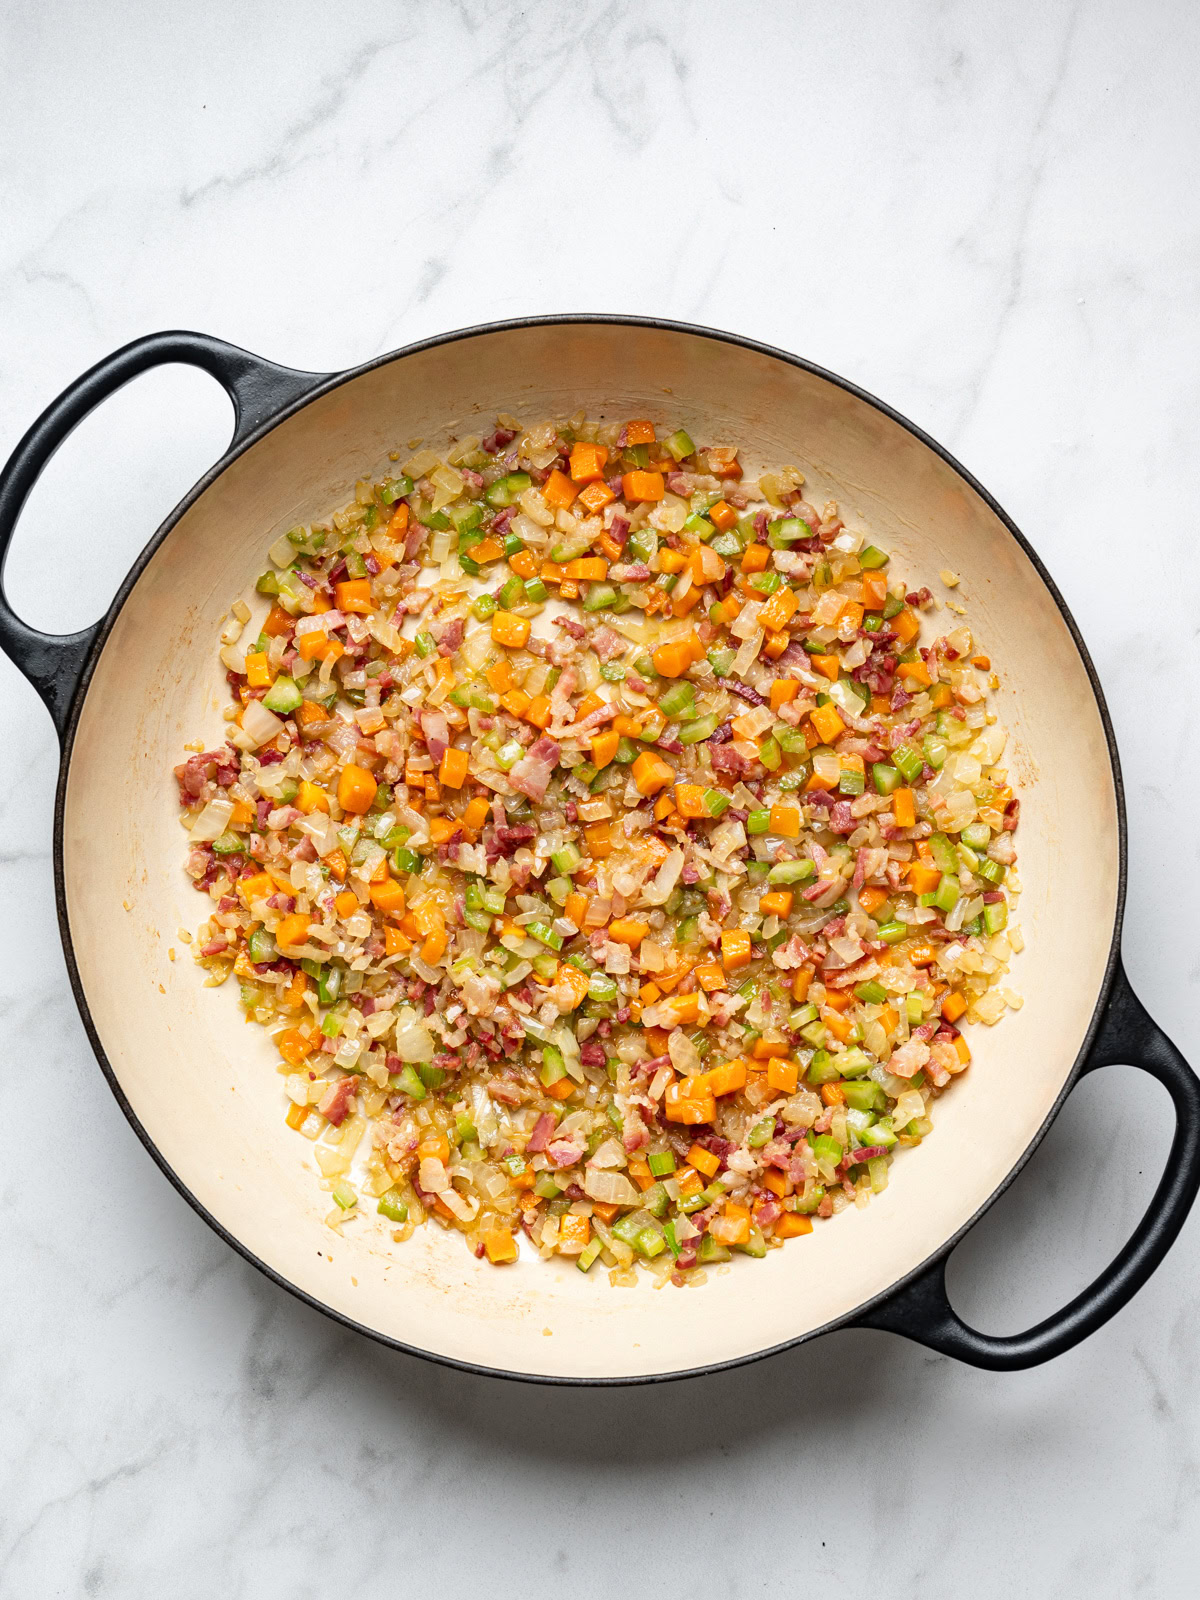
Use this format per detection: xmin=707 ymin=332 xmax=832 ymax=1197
xmin=277 ymin=1028 xmax=312 ymax=1067
xmin=810 ymin=703 xmax=846 ymax=745
xmin=584 ymin=822 xmax=612 ymax=859
xmin=420 ymin=925 xmax=447 ymax=964
xmin=822 ymin=989 xmax=853 ymax=1014
xmin=810 ymin=654 xmax=840 ymax=682
xmin=428 ymin=816 xmax=458 ymax=845
xmin=541 ymin=561 xmax=566 ymax=584
xmin=699 ymin=1059 xmax=748 ymax=1098
xmin=262 ymin=604 xmax=293 ymax=637
xmin=296 ymin=700 xmax=333 ymax=731
xmin=491 ymin=611 xmax=530 ymax=648
xmin=662 ymin=992 xmax=701 ymax=1026
xmin=707 ymin=499 xmax=738 ymax=532
xmin=337 ymin=764 xmax=377 ymax=814
xmin=577 ymin=480 xmax=615 ymax=515
xmin=612 ymin=714 xmax=642 ymax=738
xmin=860 ymin=570 xmax=888 ymax=611
xmin=557 ymin=1212 xmax=591 ymax=1254
xmin=565 ymin=556 xmax=608 ymax=582
xmin=284 ymin=1099 xmax=309 ymax=1131
xmin=942 ymin=990 xmax=968 ymax=1023
xmin=524 ymin=695 xmax=552 ymax=729
xmin=439 ymin=747 xmax=470 ymax=789
xmin=858 ymin=885 xmax=890 ymax=915
xmin=624 ymin=419 xmax=656 ymax=445
xmin=297 ymin=630 xmax=340 ymax=662
xmin=433 ymin=657 xmax=455 ymax=689
xmin=653 ymin=796 xmax=676 ymax=824
xmin=384 ymin=926 xmax=411 ymax=957
xmin=671 ymin=584 xmax=703 ymax=617
xmin=759 ymin=889 xmax=793 ymax=918
xmin=769 ymin=803 xmax=801 ymax=837
xmin=621 ymin=470 xmax=665 ymax=503
xmin=880 ymin=1004 xmax=899 ymax=1034
xmin=740 ymin=543 xmax=769 ymax=573
xmin=608 ymin=918 xmax=650 ymax=949
xmin=840 ymin=601 xmax=865 ymax=632
xmin=900 ymin=658 xmax=932 ymax=687
xmin=822 ymin=1008 xmax=852 ymax=1043
xmin=763 ymin=632 xmax=789 ymax=660
xmin=664 ymin=1081 xmax=716 ymax=1125
xmin=387 ymin=503 xmax=410 ymax=538
xmin=568 ymin=441 xmax=609 ymax=483
xmin=335 ymin=579 xmax=373 ymax=614
xmin=792 ymin=966 xmax=814 ymax=1003
xmin=651 ymin=640 xmax=692 ymax=678
xmin=565 ymin=892 xmax=588 ymax=929
xmin=651 ymin=549 xmax=682 ymax=577
xmin=769 ymin=679 xmax=799 ymax=713
xmin=954 ymin=1034 xmax=971 ymax=1064
xmin=686 ymin=1143 xmax=719 ymax=1179
xmin=721 ymin=929 xmax=752 ymax=971
xmin=507 ymin=549 xmax=538 ymax=581
xmin=639 ymin=981 xmax=662 ymax=1006
xmin=688 ymin=544 xmax=726 ymax=584
xmin=766 ymin=1058 xmax=799 ymax=1094
xmin=326 ymin=849 xmax=348 ymax=883
xmin=673 ymin=783 xmax=707 ymax=819
xmin=369 ymin=879 xmax=406 ymax=916
xmin=275 ymin=913 xmax=312 ymax=950
xmin=499 ymin=688 xmax=531 ymax=718
xmin=463 ymin=796 xmax=491 ymax=832
xmin=295 ymin=779 xmax=329 ymax=815
xmin=590 ymin=728 xmax=620 ymax=770
xmin=595 ymin=530 xmax=622 ymax=562
xmin=280 ymin=968 xmax=308 ymax=1011
xmin=775 ymin=1213 xmax=814 ymax=1239
xmin=892 ymin=608 xmax=920 ymax=646
xmin=972 ymin=654 xmax=991 ymax=670
xmin=892 ymin=788 xmax=916 ymax=828
xmin=908 ymin=862 xmax=942 ymax=895
xmin=485 ymin=659 xmax=514 ymax=693
xmin=554 ymin=963 xmax=591 ymax=1010
xmin=467 ymin=538 xmax=502 ymax=565
xmin=759 ymin=585 xmax=799 ymax=633
xmin=929 ymin=682 xmax=954 ymax=710
xmin=483 ymin=1229 xmax=519 ymax=1264
xmin=631 ymin=751 xmax=675 ymax=795
xmin=543 ymin=468 xmax=578 ymax=509
xmin=244 ymin=651 xmax=272 ymax=689
xmin=908 ymin=942 xmax=938 ymax=969
xmin=821 ymin=1082 xmax=847 ymax=1107
xmin=310 ymin=590 xmax=332 ymax=614
xmin=694 ymin=962 xmax=725 ymax=993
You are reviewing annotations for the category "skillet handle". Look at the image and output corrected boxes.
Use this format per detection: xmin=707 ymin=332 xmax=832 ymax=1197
xmin=0 ymin=330 xmax=329 ymax=737
xmin=855 ymin=957 xmax=1200 ymax=1369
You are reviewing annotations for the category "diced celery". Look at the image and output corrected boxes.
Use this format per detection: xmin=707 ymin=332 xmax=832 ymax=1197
xmin=588 ymin=972 xmax=618 ymax=1002
xmin=841 ymin=1080 xmax=887 ymax=1113
xmin=678 ymin=713 xmax=719 ymax=745
xmin=875 ymin=920 xmax=907 ymax=943
xmin=665 ymin=428 xmax=695 ymax=461
xmin=577 ymin=1238 xmax=603 ymax=1272
xmin=768 ymin=857 xmax=815 ymax=885
xmin=392 ymin=1064 xmax=426 ymax=1100
xmin=584 ymin=583 xmax=617 ymax=612
xmin=983 ymin=898 xmax=1008 ymax=934
xmin=892 ymin=743 xmax=923 ymax=782
xmin=872 ymin=762 xmax=901 ymax=795
xmin=262 ymin=675 xmax=302 ymax=715
xmin=703 ymin=787 xmax=731 ymax=816
xmin=933 ymin=874 xmax=960 ymax=914
xmin=858 ymin=545 xmax=889 ymax=569
xmin=747 ymin=808 xmax=770 ymax=834
xmin=377 ymin=1189 xmax=409 ymax=1222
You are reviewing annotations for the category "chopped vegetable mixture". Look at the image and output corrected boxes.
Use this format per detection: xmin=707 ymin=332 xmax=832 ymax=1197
xmin=177 ymin=411 xmax=1022 ymax=1286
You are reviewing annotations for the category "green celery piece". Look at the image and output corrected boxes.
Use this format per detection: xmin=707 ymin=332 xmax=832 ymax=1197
xmin=806 ymin=1049 xmax=840 ymax=1084
xmin=854 ymin=979 xmax=889 ymax=1004
xmin=929 ymin=832 xmax=958 ymax=875
xmin=703 ymin=788 xmax=731 ymax=816
xmin=647 ymin=1150 xmax=677 ymax=1177
xmin=588 ymin=971 xmax=617 ymax=1002
xmin=872 ymin=763 xmax=901 ymax=795
xmin=933 ymin=875 xmax=960 ymax=914
xmin=875 ymin=920 xmax=907 ymax=944
xmin=842 ymin=1080 xmax=887 ymax=1113
xmin=577 ymin=1238 xmax=603 ymax=1272
xmin=746 ymin=808 xmax=770 ymax=834
xmin=857 ymin=545 xmax=889 ymax=569
xmin=809 ymin=1132 xmax=844 ymax=1165
xmin=768 ymin=858 xmax=815 ymax=885
xmin=983 ymin=898 xmax=1008 ymax=934
xmin=678 ymin=713 xmax=718 ymax=745
xmin=262 ymin=675 xmax=302 ymax=715
xmin=665 ymin=428 xmax=695 ymax=461
xmin=392 ymin=1065 xmax=426 ymax=1100
xmin=583 ymin=583 xmax=617 ymax=612
xmin=377 ymin=1190 xmax=409 ymax=1223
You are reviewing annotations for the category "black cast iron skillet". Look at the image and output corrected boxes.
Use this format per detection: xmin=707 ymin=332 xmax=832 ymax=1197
xmin=1 ymin=318 xmax=1197 ymax=1380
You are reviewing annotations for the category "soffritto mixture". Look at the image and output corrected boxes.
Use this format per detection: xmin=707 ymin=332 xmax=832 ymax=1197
xmin=176 ymin=412 xmax=1022 ymax=1287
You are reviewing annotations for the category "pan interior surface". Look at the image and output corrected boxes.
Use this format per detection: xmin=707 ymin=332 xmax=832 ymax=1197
xmin=62 ymin=322 xmax=1119 ymax=1380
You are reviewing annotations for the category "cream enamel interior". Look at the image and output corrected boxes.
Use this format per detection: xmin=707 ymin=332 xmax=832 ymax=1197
xmin=61 ymin=323 xmax=1119 ymax=1380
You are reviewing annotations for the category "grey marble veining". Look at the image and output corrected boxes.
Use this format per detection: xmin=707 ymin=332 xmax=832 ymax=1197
xmin=2 ymin=1 xmax=1199 ymax=1593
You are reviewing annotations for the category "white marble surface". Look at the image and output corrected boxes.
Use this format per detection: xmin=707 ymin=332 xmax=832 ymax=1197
xmin=2 ymin=0 xmax=1199 ymax=1591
